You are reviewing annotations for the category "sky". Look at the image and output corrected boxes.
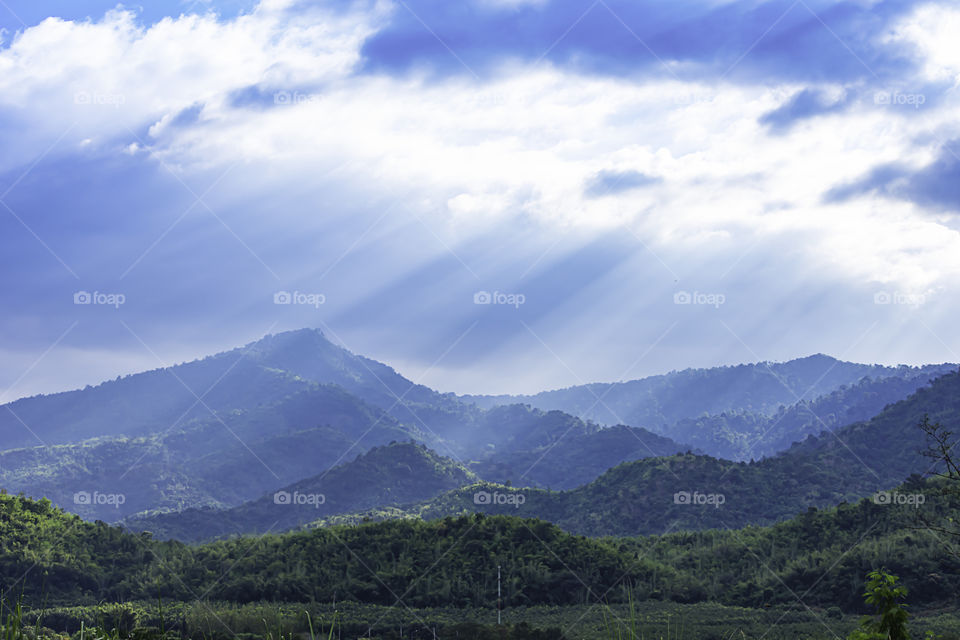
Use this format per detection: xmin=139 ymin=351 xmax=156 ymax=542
xmin=0 ymin=0 xmax=958 ymax=399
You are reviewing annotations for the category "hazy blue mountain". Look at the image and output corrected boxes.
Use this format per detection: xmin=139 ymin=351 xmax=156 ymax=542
xmin=125 ymin=442 xmax=478 ymax=542
xmin=469 ymin=423 xmax=692 ymax=489
xmin=320 ymin=369 xmax=960 ymax=536
xmin=0 ymin=357 xmax=314 ymax=450
xmin=465 ymin=356 xmax=956 ymax=457
xmin=0 ymin=330 xmax=691 ymax=522
xmin=673 ymin=371 xmax=954 ymax=460
xmin=1 ymin=328 xmax=954 ymax=529
xmin=0 ymin=384 xmax=412 ymax=521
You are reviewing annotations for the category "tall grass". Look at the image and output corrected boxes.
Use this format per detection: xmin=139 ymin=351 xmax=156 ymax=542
xmin=1 ymin=597 xmax=45 ymax=640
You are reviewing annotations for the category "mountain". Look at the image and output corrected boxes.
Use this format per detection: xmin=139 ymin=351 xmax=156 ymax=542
xmin=465 ymin=356 xmax=956 ymax=458
xmin=673 ymin=371 xmax=955 ymax=460
xmin=0 ymin=328 xmax=461 ymax=452
xmin=0 ymin=356 xmax=313 ymax=451
xmin=0 ymin=328 xmax=695 ymax=522
xmin=0 ymin=384 xmax=412 ymax=520
xmin=124 ymin=442 xmax=477 ymax=542
xmin=319 ymin=369 xmax=960 ymax=536
xmin=1 ymin=328 xmax=953 ymax=528
xmin=126 ymin=425 xmax=690 ymax=541
xmin=470 ymin=423 xmax=692 ymax=489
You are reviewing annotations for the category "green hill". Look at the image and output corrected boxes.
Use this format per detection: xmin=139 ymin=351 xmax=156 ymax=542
xmin=124 ymin=442 xmax=478 ymax=542
xmin=2 ymin=480 xmax=958 ymax=614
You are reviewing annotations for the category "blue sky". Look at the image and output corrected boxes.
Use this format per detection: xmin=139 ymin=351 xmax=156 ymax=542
xmin=0 ymin=0 xmax=958 ymax=399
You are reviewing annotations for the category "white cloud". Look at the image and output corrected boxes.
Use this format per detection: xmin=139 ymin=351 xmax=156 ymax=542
xmin=887 ymin=4 xmax=960 ymax=85
xmin=0 ymin=1 xmax=959 ymax=395
xmin=1 ymin=1 xmax=955 ymax=288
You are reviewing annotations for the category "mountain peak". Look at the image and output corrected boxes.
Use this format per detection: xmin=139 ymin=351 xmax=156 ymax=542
xmin=247 ymin=328 xmax=331 ymax=352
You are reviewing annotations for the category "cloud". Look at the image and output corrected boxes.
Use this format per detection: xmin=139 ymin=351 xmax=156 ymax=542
xmin=359 ymin=0 xmax=920 ymax=83
xmin=585 ymin=169 xmax=661 ymax=198
xmin=0 ymin=1 xmax=959 ymax=399
xmin=824 ymin=140 xmax=960 ymax=213
xmin=759 ymin=88 xmax=850 ymax=133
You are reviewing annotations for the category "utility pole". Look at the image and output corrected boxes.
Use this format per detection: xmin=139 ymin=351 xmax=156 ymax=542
xmin=497 ymin=564 xmax=502 ymax=626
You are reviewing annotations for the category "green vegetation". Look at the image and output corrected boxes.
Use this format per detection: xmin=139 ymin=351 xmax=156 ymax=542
xmin=846 ymin=569 xmax=912 ymax=640
xmin=3 ymin=477 xmax=959 ymax=612
xmin=124 ymin=442 xmax=478 ymax=543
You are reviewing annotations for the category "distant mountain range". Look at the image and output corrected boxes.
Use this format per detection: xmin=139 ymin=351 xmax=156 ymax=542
xmin=251 ymin=369 xmax=960 ymax=538
xmin=0 ymin=328 xmax=954 ymax=537
xmin=464 ymin=355 xmax=956 ymax=460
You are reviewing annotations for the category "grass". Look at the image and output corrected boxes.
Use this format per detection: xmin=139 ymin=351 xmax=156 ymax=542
xmin=4 ymin=597 xmax=960 ymax=640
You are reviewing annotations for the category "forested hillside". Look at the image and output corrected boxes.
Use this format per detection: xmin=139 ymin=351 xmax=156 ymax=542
xmin=2 ymin=480 xmax=958 ymax=613
xmin=467 ymin=357 xmax=956 ymax=457
xmin=124 ymin=442 xmax=478 ymax=542
xmin=318 ymin=370 xmax=960 ymax=536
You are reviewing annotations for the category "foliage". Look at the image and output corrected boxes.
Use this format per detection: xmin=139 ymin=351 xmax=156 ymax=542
xmin=847 ymin=569 xmax=911 ymax=640
xmin=124 ymin=442 xmax=478 ymax=543
xmin=3 ymin=479 xmax=960 ymax=615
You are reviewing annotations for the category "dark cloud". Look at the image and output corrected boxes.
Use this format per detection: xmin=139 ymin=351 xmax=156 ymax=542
xmin=585 ymin=169 xmax=661 ymax=198
xmin=360 ymin=0 xmax=918 ymax=84
xmin=760 ymin=88 xmax=850 ymax=133
xmin=824 ymin=140 xmax=960 ymax=213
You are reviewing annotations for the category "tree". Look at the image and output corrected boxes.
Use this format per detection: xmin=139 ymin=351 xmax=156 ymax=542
xmin=847 ymin=569 xmax=911 ymax=640
xmin=917 ymin=415 xmax=960 ymax=557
